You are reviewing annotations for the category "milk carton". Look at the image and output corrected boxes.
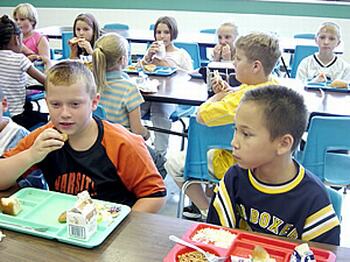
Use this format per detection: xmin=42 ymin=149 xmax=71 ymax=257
xmin=67 ymin=191 xmax=97 ymax=241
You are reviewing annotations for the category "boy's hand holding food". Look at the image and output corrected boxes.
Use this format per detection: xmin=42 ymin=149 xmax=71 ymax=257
xmin=211 ymin=70 xmax=230 ymax=93
xmin=28 ymin=128 xmax=66 ymax=164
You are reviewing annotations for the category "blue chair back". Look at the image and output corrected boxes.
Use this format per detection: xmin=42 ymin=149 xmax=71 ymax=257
xmin=294 ymin=33 xmax=315 ymax=39
xmin=93 ymin=105 xmax=107 ymax=120
xmin=149 ymin=24 xmax=155 ymax=31
xmin=174 ymin=42 xmax=201 ymax=69
xmin=297 ymin=116 xmax=350 ymax=184
xmin=103 ymin=23 xmax=129 ymax=30
xmin=200 ymin=28 xmax=216 ymax=34
xmin=184 ymin=116 xmax=234 ymax=181
xmin=290 ymin=45 xmax=318 ymax=78
xmin=61 ymin=31 xmax=73 ymax=59
xmin=326 ymin=186 xmax=342 ymax=221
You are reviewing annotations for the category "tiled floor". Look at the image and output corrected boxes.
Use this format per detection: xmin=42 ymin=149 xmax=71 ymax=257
xmin=159 ymin=121 xmax=350 ymax=248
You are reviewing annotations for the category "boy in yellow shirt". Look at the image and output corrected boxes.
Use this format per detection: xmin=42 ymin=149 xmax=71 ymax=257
xmin=166 ymin=32 xmax=281 ymax=219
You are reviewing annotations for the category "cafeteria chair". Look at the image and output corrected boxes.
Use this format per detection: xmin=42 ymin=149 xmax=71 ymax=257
xmin=174 ymin=42 xmax=201 ymax=69
xmin=295 ymin=116 xmax=350 ymax=189
xmin=61 ymin=31 xmax=74 ymax=59
xmin=93 ymin=105 xmax=107 ymax=120
xmin=103 ymin=23 xmax=129 ymax=30
xmin=177 ymin=116 xmax=234 ymax=218
xmin=326 ymin=186 xmax=343 ymax=221
xmin=200 ymin=28 xmax=216 ymax=34
xmin=294 ymin=33 xmax=315 ymax=39
xmin=290 ymin=45 xmax=318 ymax=78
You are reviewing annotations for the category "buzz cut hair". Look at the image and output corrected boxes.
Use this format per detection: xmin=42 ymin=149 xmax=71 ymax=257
xmin=45 ymin=60 xmax=97 ymax=98
xmin=235 ymin=32 xmax=281 ymax=76
xmin=241 ymin=85 xmax=308 ymax=151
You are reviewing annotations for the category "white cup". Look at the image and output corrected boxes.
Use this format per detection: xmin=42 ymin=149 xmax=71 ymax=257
xmin=155 ymin=41 xmax=166 ymax=59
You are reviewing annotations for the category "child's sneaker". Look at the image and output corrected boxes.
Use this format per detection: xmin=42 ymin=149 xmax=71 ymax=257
xmin=182 ymin=204 xmax=201 ymax=220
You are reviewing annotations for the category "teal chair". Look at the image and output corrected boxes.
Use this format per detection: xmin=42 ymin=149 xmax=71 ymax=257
xmin=174 ymin=42 xmax=201 ymax=69
xmin=61 ymin=31 xmax=73 ymax=59
xmin=93 ymin=105 xmax=107 ymax=120
xmin=103 ymin=23 xmax=129 ymax=30
xmin=290 ymin=45 xmax=318 ymax=78
xmin=326 ymin=186 xmax=343 ymax=221
xmin=295 ymin=116 xmax=350 ymax=188
xmin=177 ymin=116 xmax=234 ymax=218
xmin=200 ymin=28 xmax=216 ymax=34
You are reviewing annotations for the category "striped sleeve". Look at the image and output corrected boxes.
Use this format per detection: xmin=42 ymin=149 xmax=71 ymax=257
xmin=302 ymin=204 xmax=340 ymax=245
xmin=207 ymin=177 xmax=236 ymax=228
xmin=125 ymin=83 xmax=144 ymax=112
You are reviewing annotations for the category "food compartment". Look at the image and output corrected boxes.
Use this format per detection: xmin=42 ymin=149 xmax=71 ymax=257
xmin=15 ymin=187 xmax=51 ymax=203
xmin=228 ymin=240 xmax=289 ymax=262
xmin=184 ymin=223 xmax=238 ymax=250
xmin=163 ymin=243 xmax=226 ymax=262
xmin=23 ymin=194 xmax=75 ymax=227
xmin=237 ymin=232 xmax=296 ymax=251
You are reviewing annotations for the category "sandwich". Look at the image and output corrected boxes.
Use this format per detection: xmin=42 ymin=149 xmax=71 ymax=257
xmin=143 ymin=64 xmax=157 ymax=72
xmin=69 ymin=37 xmax=80 ymax=45
xmin=0 ymin=196 xmax=22 ymax=215
xmin=330 ymin=79 xmax=348 ymax=88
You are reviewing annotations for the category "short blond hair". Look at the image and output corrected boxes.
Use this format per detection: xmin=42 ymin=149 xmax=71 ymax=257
xmin=92 ymin=33 xmax=129 ymax=93
xmin=13 ymin=3 xmax=38 ymax=28
xmin=218 ymin=22 xmax=238 ymax=38
xmin=317 ymin=21 xmax=341 ymax=40
xmin=45 ymin=60 xmax=97 ymax=98
xmin=235 ymin=32 xmax=281 ymax=76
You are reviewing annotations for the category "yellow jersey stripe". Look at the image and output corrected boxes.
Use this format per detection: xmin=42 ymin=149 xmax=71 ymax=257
xmin=213 ymin=196 xmax=230 ymax=227
xmin=248 ymin=166 xmax=305 ymax=194
xmin=305 ymin=205 xmax=334 ymax=227
xmin=217 ymin=181 xmax=236 ymax=227
xmin=302 ymin=217 xmax=340 ymax=241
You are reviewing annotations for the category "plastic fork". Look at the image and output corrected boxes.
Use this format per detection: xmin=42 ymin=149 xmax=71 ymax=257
xmin=169 ymin=235 xmax=227 ymax=262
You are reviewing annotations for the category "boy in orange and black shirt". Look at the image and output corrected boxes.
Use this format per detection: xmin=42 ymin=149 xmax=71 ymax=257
xmin=0 ymin=60 xmax=166 ymax=213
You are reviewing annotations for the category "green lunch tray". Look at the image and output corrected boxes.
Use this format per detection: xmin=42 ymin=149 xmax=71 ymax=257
xmin=0 ymin=188 xmax=131 ymax=248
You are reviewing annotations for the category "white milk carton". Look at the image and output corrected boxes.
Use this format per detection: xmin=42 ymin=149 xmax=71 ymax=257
xmin=67 ymin=191 xmax=97 ymax=241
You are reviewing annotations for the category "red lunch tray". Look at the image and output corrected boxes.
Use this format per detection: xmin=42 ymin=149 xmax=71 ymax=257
xmin=163 ymin=223 xmax=336 ymax=262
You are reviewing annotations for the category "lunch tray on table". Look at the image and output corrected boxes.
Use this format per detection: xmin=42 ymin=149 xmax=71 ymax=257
xmin=0 ymin=188 xmax=131 ymax=248
xmin=305 ymin=82 xmax=350 ymax=93
xmin=124 ymin=65 xmax=177 ymax=76
xmin=164 ymin=223 xmax=336 ymax=262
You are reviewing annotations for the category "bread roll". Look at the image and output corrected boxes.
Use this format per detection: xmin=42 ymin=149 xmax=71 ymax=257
xmin=330 ymin=79 xmax=348 ymax=88
xmin=0 ymin=197 xmax=22 ymax=215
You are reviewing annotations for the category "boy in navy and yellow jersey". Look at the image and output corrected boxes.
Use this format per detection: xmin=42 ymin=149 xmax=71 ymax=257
xmin=207 ymin=85 xmax=340 ymax=245
xmin=0 ymin=60 xmax=166 ymax=213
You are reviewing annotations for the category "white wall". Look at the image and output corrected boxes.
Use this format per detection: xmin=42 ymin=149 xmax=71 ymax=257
xmin=2 ymin=7 xmax=350 ymax=60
